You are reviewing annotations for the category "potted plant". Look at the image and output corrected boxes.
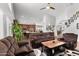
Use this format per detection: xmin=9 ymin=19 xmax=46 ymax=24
xmin=12 ymin=20 xmax=23 ymax=42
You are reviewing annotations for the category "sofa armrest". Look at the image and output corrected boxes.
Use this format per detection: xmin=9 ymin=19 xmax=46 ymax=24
xmin=18 ymin=40 xmax=29 ymax=47
xmin=15 ymin=46 xmax=33 ymax=56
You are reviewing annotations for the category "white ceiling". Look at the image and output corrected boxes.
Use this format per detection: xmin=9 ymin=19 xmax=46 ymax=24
xmin=13 ymin=3 xmax=72 ymax=19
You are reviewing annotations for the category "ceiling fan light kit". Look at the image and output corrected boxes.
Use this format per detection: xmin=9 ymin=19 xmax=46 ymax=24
xmin=40 ymin=3 xmax=55 ymax=10
xmin=46 ymin=6 xmax=50 ymax=9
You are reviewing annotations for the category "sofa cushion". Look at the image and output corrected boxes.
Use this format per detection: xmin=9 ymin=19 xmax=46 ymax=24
xmin=6 ymin=36 xmax=19 ymax=51
xmin=7 ymin=50 xmax=15 ymax=56
xmin=8 ymin=46 xmax=15 ymax=54
xmin=6 ymin=36 xmax=15 ymax=45
xmin=0 ymin=41 xmax=8 ymax=56
xmin=1 ymin=38 xmax=11 ymax=48
xmin=0 ymin=36 xmax=18 ymax=56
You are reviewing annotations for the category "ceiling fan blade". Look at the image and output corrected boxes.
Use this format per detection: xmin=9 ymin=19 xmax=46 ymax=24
xmin=50 ymin=7 xmax=55 ymax=10
xmin=40 ymin=7 xmax=46 ymax=10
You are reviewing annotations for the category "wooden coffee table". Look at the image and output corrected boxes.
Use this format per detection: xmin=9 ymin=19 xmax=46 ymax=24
xmin=41 ymin=39 xmax=65 ymax=48
xmin=41 ymin=39 xmax=66 ymax=56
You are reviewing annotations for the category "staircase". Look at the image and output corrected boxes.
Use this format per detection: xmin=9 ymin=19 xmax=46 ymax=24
xmin=56 ymin=10 xmax=79 ymax=34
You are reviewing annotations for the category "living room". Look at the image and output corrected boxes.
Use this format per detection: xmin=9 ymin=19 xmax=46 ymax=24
xmin=1 ymin=1 xmax=79 ymax=56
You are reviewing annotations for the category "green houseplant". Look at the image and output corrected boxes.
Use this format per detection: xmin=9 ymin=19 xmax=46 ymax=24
xmin=12 ymin=20 xmax=23 ymax=42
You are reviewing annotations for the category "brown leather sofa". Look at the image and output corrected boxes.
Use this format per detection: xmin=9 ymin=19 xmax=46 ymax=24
xmin=0 ymin=36 xmax=35 ymax=56
xmin=63 ymin=33 xmax=78 ymax=50
xmin=29 ymin=32 xmax=54 ymax=48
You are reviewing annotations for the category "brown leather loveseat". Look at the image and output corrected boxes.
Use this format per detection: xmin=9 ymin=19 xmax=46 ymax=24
xmin=29 ymin=32 xmax=54 ymax=48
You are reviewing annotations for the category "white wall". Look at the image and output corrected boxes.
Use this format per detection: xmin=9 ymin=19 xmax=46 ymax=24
xmin=0 ymin=3 xmax=14 ymax=39
xmin=8 ymin=3 xmax=15 ymax=19
xmin=18 ymin=16 xmax=40 ymax=24
xmin=56 ymin=7 xmax=68 ymax=26
xmin=0 ymin=9 xmax=4 ymax=39
xmin=0 ymin=3 xmax=14 ymax=20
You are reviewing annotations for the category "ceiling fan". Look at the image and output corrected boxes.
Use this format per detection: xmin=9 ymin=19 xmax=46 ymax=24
xmin=40 ymin=3 xmax=55 ymax=10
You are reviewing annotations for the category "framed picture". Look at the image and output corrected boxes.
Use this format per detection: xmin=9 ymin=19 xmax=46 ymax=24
xmin=77 ymin=23 xmax=79 ymax=29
